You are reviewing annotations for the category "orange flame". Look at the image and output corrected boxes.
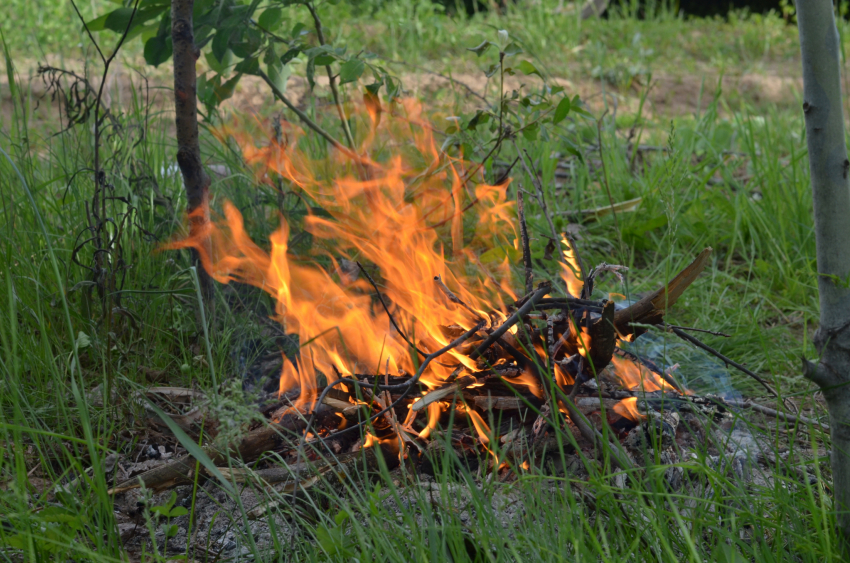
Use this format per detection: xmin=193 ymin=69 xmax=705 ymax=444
xmin=560 ymin=236 xmax=583 ymax=297
xmin=612 ymin=397 xmax=645 ymax=422
xmin=167 ymin=100 xmax=518 ymax=409
xmin=610 ymin=355 xmax=687 ymax=394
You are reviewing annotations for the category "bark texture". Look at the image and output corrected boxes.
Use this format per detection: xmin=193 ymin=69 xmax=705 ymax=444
xmin=796 ymin=0 xmax=850 ymax=549
xmin=172 ymin=0 xmax=214 ymax=311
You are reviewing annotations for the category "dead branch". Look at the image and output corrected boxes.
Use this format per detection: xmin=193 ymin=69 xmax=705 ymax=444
xmin=671 ymin=327 xmax=779 ymax=398
xmin=723 ymin=398 xmax=828 ymax=431
xmin=517 ymin=191 xmax=534 ymax=295
xmin=613 ymin=248 xmax=713 ymax=337
xmin=358 ymin=262 xmax=427 ymax=358
xmin=109 ymin=412 xmax=318 ymax=494
xmin=469 ymin=284 xmax=550 ymax=360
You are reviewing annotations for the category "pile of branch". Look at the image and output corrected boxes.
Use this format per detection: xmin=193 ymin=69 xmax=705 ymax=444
xmin=106 ymin=245 xmax=817 ymax=496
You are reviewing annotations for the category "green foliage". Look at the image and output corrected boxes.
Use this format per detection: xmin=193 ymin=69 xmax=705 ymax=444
xmin=0 ymin=2 xmax=841 ymax=561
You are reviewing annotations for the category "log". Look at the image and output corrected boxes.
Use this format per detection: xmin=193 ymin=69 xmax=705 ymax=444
xmin=613 ymin=248 xmax=712 ymax=337
xmin=109 ymin=412 xmax=324 ymax=493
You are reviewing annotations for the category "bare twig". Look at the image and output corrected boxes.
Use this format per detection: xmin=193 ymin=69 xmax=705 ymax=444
xmin=723 ymin=398 xmax=829 ymax=431
xmin=305 ymin=1 xmax=355 ymax=149
xmin=433 ymin=275 xmax=481 ymax=321
xmin=513 ymin=140 xmax=560 ymax=247
xmin=258 ymin=69 xmax=356 ymax=159
xmin=668 ymin=325 xmax=731 ymax=338
xmin=357 ymin=262 xmax=427 ymax=358
xmin=302 ymin=322 xmax=486 ymax=441
xmin=469 ymin=284 xmax=550 ymax=360
xmin=517 ymin=191 xmax=534 ymax=295
xmin=670 ymin=327 xmax=779 ymax=398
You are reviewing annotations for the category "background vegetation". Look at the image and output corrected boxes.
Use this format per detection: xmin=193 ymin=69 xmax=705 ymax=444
xmin=0 ymin=0 xmax=841 ymax=560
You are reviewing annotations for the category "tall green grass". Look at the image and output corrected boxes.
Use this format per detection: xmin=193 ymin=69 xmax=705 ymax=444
xmin=0 ymin=1 xmax=839 ymax=561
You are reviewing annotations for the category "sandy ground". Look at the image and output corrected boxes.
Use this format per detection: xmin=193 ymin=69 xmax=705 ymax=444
xmin=0 ymin=51 xmax=804 ymax=137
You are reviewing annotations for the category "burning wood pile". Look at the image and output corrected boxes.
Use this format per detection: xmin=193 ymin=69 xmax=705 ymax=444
xmin=110 ymin=102 xmax=809 ymax=497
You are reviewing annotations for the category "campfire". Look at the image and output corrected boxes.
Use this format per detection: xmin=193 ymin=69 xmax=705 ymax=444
xmin=111 ymin=100 xmax=802 ymax=496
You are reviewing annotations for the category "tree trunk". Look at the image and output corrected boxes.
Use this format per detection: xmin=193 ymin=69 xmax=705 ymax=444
xmin=172 ymin=0 xmax=215 ymax=317
xmin=796 ymin=0 xmax=850 ymax=551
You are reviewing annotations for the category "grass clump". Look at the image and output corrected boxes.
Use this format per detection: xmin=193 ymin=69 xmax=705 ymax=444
xmin=0 ymin=1 xmax=839 ymax=560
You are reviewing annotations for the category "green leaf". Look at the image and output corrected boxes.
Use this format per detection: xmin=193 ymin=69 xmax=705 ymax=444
xmin=103 ymin=6 xmax=166 ymax=32
xmin=169 ymin=506 xmax=189 ymax=518
xmin=166 ymin=524 xmax=179 ymax=538
xmin=467 ymin=40 xmax=493 ymax=57
xmin=521 ymin=122 xmax=539 ymax=141
xmin=84 ymin=14 xmax=110 ymax=32
xmin=466 ymin=110 xmax=491 ymax=130
xmin=258 ymin=7 xmax=284 ymax=31
xmin=291 ymin=22 xmax=310 ymax=38
xmin=516 ymin=60 xmax=541 ymax=78
xmin=144 ymin=401 xmax=236 ymax=495
xmin=212 ymin=29 xmax=232 ymax=62
xmin=365 ymin=79 xmax=383 ymax=95
xmin=231 ymin=27 xmax=263 ymax=58
xmin=107 ymin=8 xmax=138 ymax=32
xmin=570 ymin=95 xmax=593 ymax=118
xmin=280 ymin=47 xmax=300 ymax=65
xmin=205 ymin=48 xmax=233 ymax=73
xmin=234 ymin=57 xmax=259 ymax=75
xmin=484 ymin=63 xmax=500 ymax=78
xmin=144 ymin=34 xmax=172 ymax=66
xmin=214 ymin=73 xmax=243 ymax=101
xmin=268 ymin=60 xmax=291 ymax=94
xmin=313 ymin=53 xmax=335 ymax=66
xmin=76 ymin=331 xmax=91 ymax=350
xmin=553 ymin=97 xmax=571 ymax=124
xmin=503 ymin=42 xmax=523 ymax=57
xmin=306 ymin=57 xmax=316 ymax=90
xmin=338 ymin=58 xmax=365 ymax=84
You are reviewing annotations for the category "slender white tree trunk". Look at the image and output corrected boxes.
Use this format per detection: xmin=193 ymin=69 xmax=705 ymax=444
xmin=796 ymin=0 xmax=850 ymax=550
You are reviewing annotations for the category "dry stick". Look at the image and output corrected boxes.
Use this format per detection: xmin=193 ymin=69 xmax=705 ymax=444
xmin=723 ymin=398 xmax=829 ymax=431
xmin=305 ymin=1 xmax=355 ymax=149
xmin=469 ymin=285 xmax=551 ymax=360
xmin=258 ymin=69 xmax=356 ymax=159
xmin=357 ymin=262 xmax=427 ymax=359
xmin=668 ymin=324 xmax=731 ymax=338
xmin=434 ymin=275 xmax=481 ymax=320
xmin=303 ymin=322 xmax=486 ymax=442
xmin=513 ymin=140 xmax=561 ymax=245
xmin=69 ymin=0 xmax=141 ymax=387
xmin=536 ymin=297 xmax=605 ymax=309
xmin=670 ymin=327 xmax=779 ymax=398
xmin=517 ymin=191 xmax=534 ymax=295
